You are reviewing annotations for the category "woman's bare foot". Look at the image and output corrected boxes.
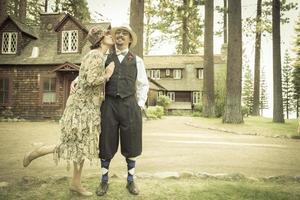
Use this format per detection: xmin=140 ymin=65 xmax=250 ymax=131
xmin=69 ymin=185 xmax=93 ymax=196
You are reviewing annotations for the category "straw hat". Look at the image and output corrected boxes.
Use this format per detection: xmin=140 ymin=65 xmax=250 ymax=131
xmin=111 ymin=24 xmax=137 ymax=48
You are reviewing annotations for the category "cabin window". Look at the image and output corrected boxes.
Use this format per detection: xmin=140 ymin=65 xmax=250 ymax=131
xmin=173 ymin=69 xmax=182 ymax=79
xmin=149 ymin=69 xmax=160 ymax=80
xmin=192 ymin=91 xmax=201 ymax=104
xmin=62 ymin=30 xmax=78 ymax=53
xmin=167 ymin=92 xmax=175 ymax=102
xmin=2 ymin=32 xmax=17 ymax=54
xmin=42 ymin=77 xmax=56 ymax=103
xmin=198 ymin=68 xmax=204 ymax=79
xmin=0 ymin=78 xmax=10 ymax=104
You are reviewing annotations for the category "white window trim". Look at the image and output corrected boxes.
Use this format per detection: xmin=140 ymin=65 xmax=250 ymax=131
xmin=150 ymin=69 xmax=160 ymax=80
xmin=167 ymin=92 xmax=175 ymax=102
xmin=173 ymin=69 xmax=182 ymax=79
xmin=157 ymin=91 xmax=164 ymax=99
xmin=198 ymin=68 xmax=204 ymax=79
xmin=2 ymin=32 xmax=17 ymax=54
xmin=61 ymin=30 xmax=78 ymax=53
xmin=192 ymin=91 xmax=201 ymax=104
xmin=166 ymin=69 xmax=170 ymax=76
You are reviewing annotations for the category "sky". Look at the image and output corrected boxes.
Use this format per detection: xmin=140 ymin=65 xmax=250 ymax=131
xmin=86 ymin=0 xmax=300 ymax=118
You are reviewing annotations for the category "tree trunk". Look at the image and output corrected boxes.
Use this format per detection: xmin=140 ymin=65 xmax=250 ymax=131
xmin=130 ymin=0 xmax=144 ymax=58
xmin=202 ymin=0 xmax=215 ymax=117
xmin=0 ymin=0 xmax=8 ymax=23
xmin=223 ymin=0 xmax=243 ymax=124
xmin=252 ymin=0 xmax=262 ymax=116
xmin=19 ymin=0 xmax=27 ymax=23
xmin=144 ymin=0 xmax=151 ymax=55
xmin=45 ymin=0 xmax=48 ymax=12
xmin=272 ymin=0 xmax=284 ymax=123
xmin=182 ymin=0 xmax=189 ymax=54
xmin=14 ymin=0 xmax=19 ymax=18
xmin=223 ymin=0 xmax=227 ymax=44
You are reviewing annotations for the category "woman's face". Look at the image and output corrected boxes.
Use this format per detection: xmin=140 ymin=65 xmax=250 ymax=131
xmin=101 ymin=31 xmax=114 ymax=46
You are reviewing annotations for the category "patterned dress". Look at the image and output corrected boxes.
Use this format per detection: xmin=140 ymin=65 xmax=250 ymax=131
xmin=54 ymin=49 xmax=107 ymax=169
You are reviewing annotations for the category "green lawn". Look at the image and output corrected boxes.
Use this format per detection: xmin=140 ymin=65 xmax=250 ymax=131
xmin=191 ymin=116 xmax=299 ymax=138
xmin=1 ymin=176 xmax=300 ymax=200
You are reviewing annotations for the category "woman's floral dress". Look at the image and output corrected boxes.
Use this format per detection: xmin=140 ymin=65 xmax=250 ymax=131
xmin=54 ymin=49 xmax=107 ymax=169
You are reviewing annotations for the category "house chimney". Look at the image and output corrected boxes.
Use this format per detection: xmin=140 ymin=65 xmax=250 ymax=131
xmin=30 ymin=47 xmax=39 ymax=58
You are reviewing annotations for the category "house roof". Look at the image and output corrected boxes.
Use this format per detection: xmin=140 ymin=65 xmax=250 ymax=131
xmin=51 ymin=62 xmax=80 ymax=72
xmin=0 ymin=15 xmax=38 ymax=39
xmin=0 ymin=13 xmax=110 ymax=65
xmin=54 ymin=13 xmax=88 ymax=33
xmin=148 ymin=77 xmax=167 ymax=91
xmin=144 ymin=54 xmax=225 ymax=69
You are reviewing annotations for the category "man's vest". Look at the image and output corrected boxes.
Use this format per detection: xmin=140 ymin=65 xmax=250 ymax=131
xmin=105 ymin=51 xmax=137 ymax=98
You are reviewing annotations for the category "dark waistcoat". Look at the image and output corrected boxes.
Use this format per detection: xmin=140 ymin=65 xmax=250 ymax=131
xmin=105 ymin=52 xmax=137 ymax=98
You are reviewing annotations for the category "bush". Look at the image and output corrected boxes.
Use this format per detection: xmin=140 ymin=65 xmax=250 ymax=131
xmin=157 ymin=95 xmax=171 ymax=113
xmin=145 ymin=106 xmax=164 ymax=119
xmin=192 ymin=112 xmax=202 ymax=117
xmin=193 ymin=103 xmax=203 ymax=113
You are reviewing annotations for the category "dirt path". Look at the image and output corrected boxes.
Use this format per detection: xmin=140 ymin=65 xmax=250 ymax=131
xmin=1 ymin=116 xmax=300 ymax=182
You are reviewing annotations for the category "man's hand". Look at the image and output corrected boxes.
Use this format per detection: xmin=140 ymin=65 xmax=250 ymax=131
xmin=105 ymin=62 xmax=115 ymax=81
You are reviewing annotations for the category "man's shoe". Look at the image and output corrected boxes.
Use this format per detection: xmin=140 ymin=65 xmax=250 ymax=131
xmin=96 ymin=182 xmax=108 ymax=196
xmin=126 ymin=181 xmax=139 ymax=195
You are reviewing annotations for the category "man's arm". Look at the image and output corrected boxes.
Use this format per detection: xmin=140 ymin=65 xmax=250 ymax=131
xmin=136 ymin=56 xmax=149 ymax=109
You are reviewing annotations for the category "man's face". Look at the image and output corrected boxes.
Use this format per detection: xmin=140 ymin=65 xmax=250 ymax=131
xmin=114 ymin=29 xmax=132 ymax=47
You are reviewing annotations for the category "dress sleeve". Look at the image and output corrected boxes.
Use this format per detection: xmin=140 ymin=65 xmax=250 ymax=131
xmin=83 ymin=50 xmax=107 ymax=86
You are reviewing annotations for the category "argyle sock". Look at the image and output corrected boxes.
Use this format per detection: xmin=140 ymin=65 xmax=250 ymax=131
xmin=101 ymin=159 xmax=111 ymax=183
xmin=126 ymin=158 xmax=136 ymax=182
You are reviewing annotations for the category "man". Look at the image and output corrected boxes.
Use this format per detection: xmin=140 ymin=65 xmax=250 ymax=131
xmin=95 ymin=24 xmax=149 ymax=196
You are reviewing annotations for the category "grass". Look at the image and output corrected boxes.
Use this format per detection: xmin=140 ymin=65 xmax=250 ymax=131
xmin=190 ymin=116 xmax=299 ymax=138
xmin=1 ymin=177 xmax=300 ymax=200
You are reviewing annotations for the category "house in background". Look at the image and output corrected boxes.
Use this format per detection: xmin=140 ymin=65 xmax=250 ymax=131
xmin=0 ymin=13 xmax=110 ymax=119
xmin=0 ymin=12 xmax=226 ymax=119
xmin=144 ymin=55 xmax=226 ymax=113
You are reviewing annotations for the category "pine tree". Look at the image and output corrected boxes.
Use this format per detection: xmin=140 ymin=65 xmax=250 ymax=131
xmin=242 ymin=64 xmax=254 ymax=116
xmin=61 ymin=0 xmax=91 ymax=23
xmin=153 ymin=0 xmax=204 ymax=54
xmin=282 ymin=50 xmax=294 ymax=119
xmin=260 ymin=65 xmax=268 ymax=115
xmin=293 ymin=15 xmax=300 ymax=118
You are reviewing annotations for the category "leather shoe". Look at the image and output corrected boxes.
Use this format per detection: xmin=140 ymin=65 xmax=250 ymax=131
xmin=96 ymin=182 xmax=108 ymax=196
xmin=126 ymin=181 xmax=139 ymax=195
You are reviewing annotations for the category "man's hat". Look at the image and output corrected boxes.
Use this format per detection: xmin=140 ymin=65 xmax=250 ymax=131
xmin=111 ymin=24 xmax=137 ymax=48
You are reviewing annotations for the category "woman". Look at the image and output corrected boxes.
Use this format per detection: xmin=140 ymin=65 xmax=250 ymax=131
xmin=23 ymin=26 xmax=115 ymax=196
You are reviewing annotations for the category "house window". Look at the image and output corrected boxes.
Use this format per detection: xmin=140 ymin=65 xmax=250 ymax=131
xmin=2 ymin=32 xmax=17 ymax=54
xmin=0 ymin=78 xmax=9 ymax=104
xmin=42 ymin=77 xmax=56 ymax=103
xmin=193 ymin=91 xmax=201 ymax=104
xmin=166 ymin=69 xmax=170 ymax=76
xmin=167 ymin=92 xmax=175 ymax=102
xmin=198 ymin=68 xmax=204 ymax=79
xmin=62 ymin=30 xmax=78 ymax=53
xmin=157 ymin=91 xmax=164 ymax=99
xmin=173 ymin=69 xmax=182 ymax=79
xmin=149 ymin=69 xmax=160 ymax=80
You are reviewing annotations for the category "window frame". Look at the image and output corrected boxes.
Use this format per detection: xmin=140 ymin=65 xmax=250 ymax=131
xmin=61 ymin=30 xmax=79 ymax=53
xmin=1 ymin=32 xmax=18 ymax=54
xmin=40 ymin=75 xmax=58 ymax=105
xmin=173 ymin=69 xmax=182 ymax=79
xmin=198 ymin=68 xmax=204 ymax=79
xmin=149 ymin=69 xmax=160 ymax=80
xmin=167 ymin=92 xmax=175 ymax=102
xmin=192 ymin=91 xmax=201 ymax=104
xmin=0 ymin=76 xmax=13 ymax=106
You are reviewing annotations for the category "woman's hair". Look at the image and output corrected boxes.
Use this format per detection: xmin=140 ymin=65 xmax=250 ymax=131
xmin=90 ymin=36 xmax=104 ymax=50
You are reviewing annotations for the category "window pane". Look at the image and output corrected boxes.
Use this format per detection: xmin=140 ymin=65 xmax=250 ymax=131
xmin=50 ymin=78 xmax=56 ymax=91
xmin=43 ymin=92 xmax=56 ymax=103
xmin=43 ymin=79 xmax=50 ymax=91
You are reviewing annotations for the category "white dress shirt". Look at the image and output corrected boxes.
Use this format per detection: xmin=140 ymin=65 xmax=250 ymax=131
xmin=116 ymin=48 xmax=149 ymax=108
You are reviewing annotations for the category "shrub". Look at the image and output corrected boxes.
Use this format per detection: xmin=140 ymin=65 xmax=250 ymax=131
xmin=157 ymin=95 xmax=171 ymax=113
xmin=145 ymin=106 xmax=164 ymax=119
xmin=193 ymin=103 xmax=203 ymax=113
